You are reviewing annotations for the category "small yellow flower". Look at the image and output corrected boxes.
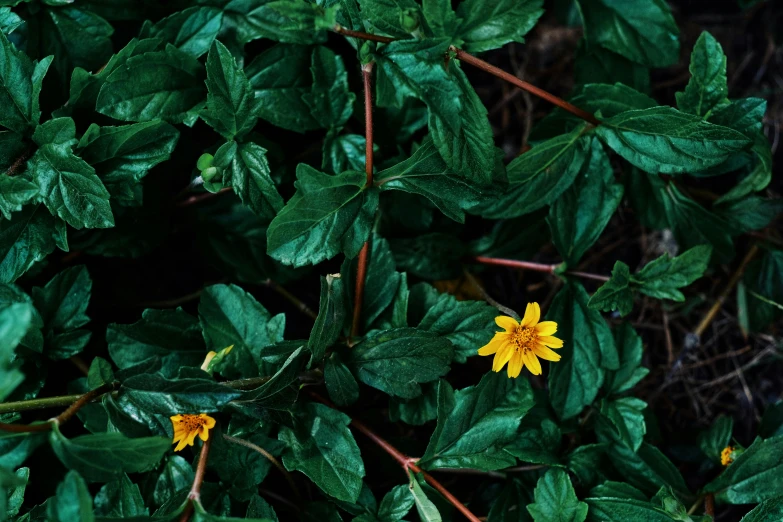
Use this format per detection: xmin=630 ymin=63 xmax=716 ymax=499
xmin=478 ymin=303 xmax=563 ymax=378
xmin=720 ymin=446 xmax=735 ymax=466
xmin=201 ymin=345 xmax=234 ymax=372
xmin=170 ymin=414 xmax=216 ymax=452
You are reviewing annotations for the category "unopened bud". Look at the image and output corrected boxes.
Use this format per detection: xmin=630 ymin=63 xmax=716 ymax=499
xmin=400 ymin=8 xmax=419 ymax=33
xmin=196 ymin=153 xmax=214 ymax=171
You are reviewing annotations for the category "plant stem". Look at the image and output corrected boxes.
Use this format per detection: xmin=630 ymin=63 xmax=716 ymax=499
xmin=471 ymin=256 xmax=609 ymax=282
xmin=309 ymin=392 xmax=480 ymax=522
xmin=5 ymin=146 xmax=35 ymax=176
xmin=0 ymin=383 xmax=116 ymax=433
xmin=263 ymin=279 xmax=318 ymax=320
xmin=351 ymin=63 xmax=376 ymax=339
xmin=0 ymin=394 xmax=84 ymax=415
xmin=333 ymin=24 xmax=395 ymax=44
xmin=704 ymin=493 xmax=715 ymax=516
xmin=450 ymin=47 xmax=600 ymax=126
xmin=693 ymin=244 xmax=759 ymax=338
xmin=179 ymin=434 xmax=214 ymax=522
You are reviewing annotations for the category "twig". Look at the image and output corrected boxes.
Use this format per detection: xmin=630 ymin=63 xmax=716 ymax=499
xmin=693 ymin=245 xmax=759 ymax=339
xmin=309 ymin=392 xmax=480 ymax=522
xmin=471 ymin=257 xmax=608 ymax=282
xmin=705 ymin=493 xmax=715 ymax=517
xmin=333 ymin=25 xmax=395 ymax=43
xmin=263 ymin=279 xmax=317 ymax=320
xmin=175 ymin=187 xmax=233 ymax=208
xmin=692 ymin=347 xmax=775 ymax=391
xmin=223 ymin=434 xmax=301 ymax=499
xmin=5 ymin=146 xmax=35 ymax=176
xmin=178 ymin=434 xmax=214 ymax=522
xmin=462 ymin=270 xmax=519 ymax=319
xmin=663 ymin=309 xmax=674 ymax=367
xmin=450 ymin=47 xmax=600 ymax=126
xmin=0 ymin=383 xmax=115 ymax=433
xmin=351 ymin=63 xmax=375 ymax=339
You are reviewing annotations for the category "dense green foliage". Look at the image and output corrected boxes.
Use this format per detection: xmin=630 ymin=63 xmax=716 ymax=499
xmin=0 ymin=0 xmax=780 ymax=521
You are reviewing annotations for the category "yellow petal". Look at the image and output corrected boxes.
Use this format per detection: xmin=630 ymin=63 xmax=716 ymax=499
xmin=174 ymin=438 xmax=189 ymax=452
xmin=198 ymin=426 xmax=210 ymax=442
xmin=495 ymin=316 xmax=518 ymax=332
xmin=520 ymin=303 xmax=540 ymax=327
xmin=507 ymin=351 xmax=524 ymax=378
xmin=478 ymin=333 xmax=509 ymax=355
xmin=492 ymin=342 xmax=514 ymax=372
xmin=522 ymin=351 xmax=542 ymax=375
xmin=185 ymin=430 xmax=199 ymax=447
xmin=533 ymin=343 xmax=562 ymax=362
xmin=534 ymin=321 xmax=558 ymax=336
xmin=170 ymin=415 xmax=183 ymax=422
xmin=200 ymin=414 xmax=216 ymax=429
xmin=538 ymin=335 xmax=564 ymax=348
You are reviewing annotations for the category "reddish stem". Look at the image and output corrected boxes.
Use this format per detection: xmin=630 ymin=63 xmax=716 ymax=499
xmin=175 ymin=187 xmax=233 ymax=207
xmin=0 ymin=383 xmax=115 ymax=433
xmin=179 ymin=434 xmax=214 ymax=522
xmin=451 ymin=47 xmax=600 ymax=126
xmin=351 ymin=63 xmax=375 ymax=339
xmin=472 ymin=256 xmax=609 ymax=282
xmin=334 ymin=25 xmax=395 ymax=44
xmin=309 ymin=392 xmax=480 ymax=522
xmin=705 ymin=493 xmax=715 ymax=516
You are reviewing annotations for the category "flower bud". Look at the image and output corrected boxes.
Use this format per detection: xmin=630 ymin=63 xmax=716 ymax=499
xmin=400 ymin=8 xmax=419 ymax=33
xmin=196 ymin=153 xmax=214 ymax=172
xmin=201 ymin=166 xmax=219 ymax=182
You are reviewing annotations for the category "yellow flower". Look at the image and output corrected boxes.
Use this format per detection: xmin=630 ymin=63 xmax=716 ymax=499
xmin=720 ymin=446 xmax=734 ymax=466
xmin=478 ymin=303 xmax=563 ymax=378
xmin=170 ymin=414 xmax=216 ymax=452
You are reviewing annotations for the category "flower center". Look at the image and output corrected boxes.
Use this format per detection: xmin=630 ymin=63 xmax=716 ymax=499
xmin=511 ymin=326 xmax=536 ymax=353
xmin=180 ymin=414 xmax=207 ymax=431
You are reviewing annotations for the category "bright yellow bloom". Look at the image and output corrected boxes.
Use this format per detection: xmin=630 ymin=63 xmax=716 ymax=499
xmin=170 ymin=414 xmax=216 ymax=452
xmin=721 ymin=446 xmax=734 ymax=466
xmin=478 ymin=303 xmax=563 ymax=378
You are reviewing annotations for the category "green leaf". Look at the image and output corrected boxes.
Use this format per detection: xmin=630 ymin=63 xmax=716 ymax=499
xmin=279 ymin=402 xmax=365 ymax=503
xmin=481 ymin=126 xmax=590 ymax=219
xmin=323 ymin=132 xmax=366 ymax=174
xmin=676 ymin=32 xmax=728 ymax=118
xmin=422 ymin=0 xmax=458 ymax=38
xmin=50 ymin=425 xmax=170 ymax=483
xmin=576 ymin=0 xmax=679 ymax=67
xmin=139 ymin=6 xmax=222 ymax=58
xmin=698 ymin=416 xmax=733 ymax=463
xmin=390 ymin=233 xmax=465 ymax=281
xmin=209 ymin=430 xmax=284 ymax=498
xmin=107 ymin=308 xmax=205 ymax=378
xmin=226 ymin=142 xmax=284 ymax=219
xmin=704 ymin=435 xmax=783 ymax=504
xmin=455 ymin=0 xmax=544 ymax=53
xmin=76 ymin=120 xmax=180 ymax=202
xmin=740 ymin=497 xmax=783 ymax=522
xmin=198 ymin=283 xmax=285 ymax=378
xmin=0 ymin=303 xmax=29 ymax=399
xmin=0 ymin=8 xmax=23 ymax=34
xmin=588 ymin=261 xmax=634 ymax=317
xmin=222 ymin=0 xmax=327 ymax=46
xmin=429 ymin=64 xmax=495 ymax=179
xmin=201 ymin=41 xmax=257 ymax=140
xmin=87 ymin=357 xmax=114 ymax=390
xmin=41 ymin=6 xmax=113 ymax=83
xmin=119 ymin=374 xmax=242 ymax=415
xmin=347 ymin=327 xmax=453 ymax=399
xmin=574 ymin=44 xmax=650 ymax=93
xmin=48 ymin=471 xmax=94 ymax=522
xmin=633 ymin=245 xmax=712 ymax=300
xmin=308 ymin=274 xmax=346 ymax=362
xmin=0 ymin=176 xmax=39 ymax=220
xmin=267 ymin=166 xmax=378 ymax=267
xmin=419 ymin=373 xmax=534 ymax=470
xmin=709 ymin=97 xmax=766 ymax=138
xmin=527 ymin=468 xmax=587 ymax=522
xmin=31 ymin=117 xmax=77 ymax=148
xmin=377 ymin=38 xmax=462 ymax=133
xmin=376 ymin=140 xmax=494 ymax=223
xmin=743 ymin=247 xmax=783 ymax=332
xmin=714 ymin=196 xmax=783 ymax=235
xmin=408 ymin=471 xmax=442 ymax=522
xmin=5 ymin=467 xmax=29 ymax=518
xmin=595 ymin=107 xmax=751 ymax=174
xmin=324 ymin=352 xmax=359 ymax=407
xmin=595 ymin=397 xmax=647 ymax=452
xmin=302 ymin=46 xmax=355 ymax=129
xmin=585 ymin=497 xmax=689 ymax=522
xmin=32 ymin=265 xmax=92 ymax=359
xmin=342 ymin=234 xmax=401 ymax=330
xmin=358 ymin=0 xmax=420 ymax=38
xmin=604 ymin=323 xmax=648 ymax=395
xmin=153 ymin=455 xmax=193 ymax=506
xmin=608 ymin=443 xmax=691 ymax=499
xmin=29 ymin=144 xmax=114 ymax=230
xmin=97 ymin=44 xmax=206 ymax=124
xmin=245 ymin=44 xmax=319 ymax=132
xmin=548 ymin=138 xmax=623 ymax=265
xmin=416 ymin=291 xmax=496 ymax=363
xmin=0 ymin=32 xmax=52 ymax=134
xmin=247 ymin=495 xmax=279 ymax=521
xmin=94 ymin=474 xmax=147 ymax=517
xmin=505 ymin=418 xmax=562 ymax=467
xmin=548 ymin=281 xmax=618 ymax=420
xmin=377 ymin=484 xmax=415 ymax=522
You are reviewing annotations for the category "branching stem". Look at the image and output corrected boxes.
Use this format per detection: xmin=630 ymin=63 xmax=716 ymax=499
xmin=472 ymin=256 xmax=609 ymax=282
xmin=178 ymin=434 xmax=213 ymax=522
